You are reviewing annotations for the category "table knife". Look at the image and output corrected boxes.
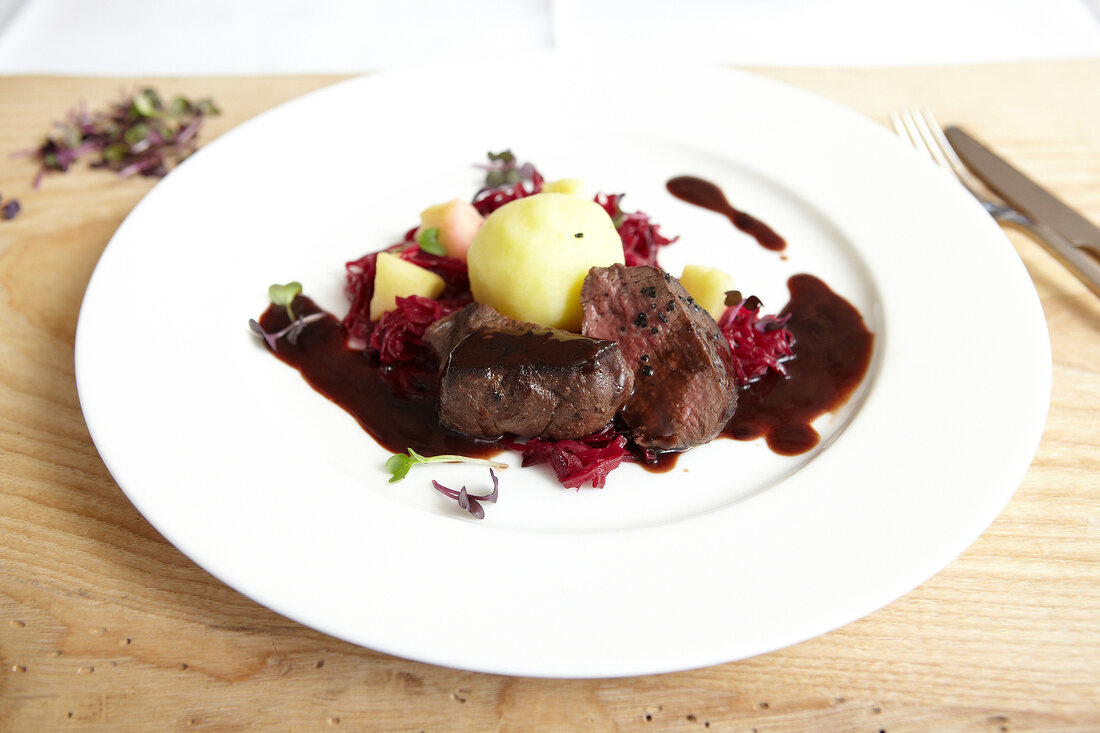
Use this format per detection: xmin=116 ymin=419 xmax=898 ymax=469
xmin=945 ymin=126 xmax=1100 ymax=296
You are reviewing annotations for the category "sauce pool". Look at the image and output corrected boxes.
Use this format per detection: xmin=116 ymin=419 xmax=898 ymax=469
xmin=727 ymin=274 xmax=873 ymax=454
xmin=258 ymin=298 xmax=498 ymax=459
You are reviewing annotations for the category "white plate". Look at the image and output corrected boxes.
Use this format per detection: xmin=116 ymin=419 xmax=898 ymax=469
xmin=75 ymin=60 xmax=1050 ymax=678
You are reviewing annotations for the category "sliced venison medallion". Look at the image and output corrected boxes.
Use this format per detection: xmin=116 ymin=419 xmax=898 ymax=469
xmin=581 ymin=264 xmax=737 ymax=451
xmin=424 ymin=302 xmax=634 ymax=440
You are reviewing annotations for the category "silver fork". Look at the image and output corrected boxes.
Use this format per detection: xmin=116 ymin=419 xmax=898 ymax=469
xmin=892 ymin=108 xmax=1100 ymax=297
xmin=890 ymin=108 xmax=1032 ymax=228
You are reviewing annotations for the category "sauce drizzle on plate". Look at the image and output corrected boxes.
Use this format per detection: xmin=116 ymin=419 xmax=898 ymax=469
xmin=667 ymin=175 xmax=786 ymax=251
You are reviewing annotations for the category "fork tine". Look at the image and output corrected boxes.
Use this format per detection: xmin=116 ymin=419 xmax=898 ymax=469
xmin=911 ymin=109 xmax=959 ymax=173
xmin=901 ymin=109 xmax=952 ymax=172
xmin=889 ymin=109 xmax=920 ymax=149
xmin=891 ymin=109 xmax=947 ymax=171
xmin=916 ymin=109 xmax=970 ymax=178
xmin=902 ymin=109 xmax=993 ymax=200
xmin=893 ymin=108 xmax=981 ymax=187
xmin=889 ymin=110 xmax=907 ymax=140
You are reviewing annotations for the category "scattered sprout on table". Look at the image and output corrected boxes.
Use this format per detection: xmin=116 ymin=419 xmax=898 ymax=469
xmin=17 ymin=87 xmax=220 ymax=188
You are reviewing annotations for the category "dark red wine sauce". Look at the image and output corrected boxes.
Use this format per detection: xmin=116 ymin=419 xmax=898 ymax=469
xmin=259 ymin=275 xmax=872 ymax=467
xmin=258 ymin=298 xmax=499 ymax=459
xmin=726 ymin=274 xmax=874 ymax=455
xmin=666 ymin=175 xmax=786 ymax=251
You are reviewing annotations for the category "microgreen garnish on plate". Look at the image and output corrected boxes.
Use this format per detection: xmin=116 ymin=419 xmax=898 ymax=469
xmin=385 ymin=448 xmax=507 ymax=483
xmin=432 ymin=468 xmax=499 ymax=519
xmin=416 ymin=227 xmax=445 ymax=255
xmin=248 ymin=313 xmax=325 ymax=350
xmin=478 ymin=149 xmax=538 ymax=189
xmin=248 ymin=281 xmax=323 ymax=350
xmin=268 ymin=281 xmax=303 ymax=320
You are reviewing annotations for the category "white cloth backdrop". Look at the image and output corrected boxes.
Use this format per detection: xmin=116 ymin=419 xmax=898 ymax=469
xmin=0 ymin=0 xmax=1097 ymax=74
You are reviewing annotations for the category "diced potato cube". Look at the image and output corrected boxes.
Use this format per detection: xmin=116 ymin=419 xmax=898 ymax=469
xmin=543 ymin=178 xmax=588 ymax=198
xmin=680 ymin=264 xmax=736 ymax=320
xmin=369 ymin=252 xmax=446 ymax=320
xmin=415 ymin=199 xmax=484 ymax=261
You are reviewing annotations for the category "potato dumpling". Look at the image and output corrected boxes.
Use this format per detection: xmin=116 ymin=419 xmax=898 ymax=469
xmin=679 ymin=264 xmax=736 ymax=320
xmin=467 ymin=192 xmax=623 ymax=331
xmin=369 ymin=252 xmax=446 ymax=320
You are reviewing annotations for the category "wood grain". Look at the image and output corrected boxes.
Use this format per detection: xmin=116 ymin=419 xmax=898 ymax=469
xmin=1 ymin=62 xmax=1098 ymax=732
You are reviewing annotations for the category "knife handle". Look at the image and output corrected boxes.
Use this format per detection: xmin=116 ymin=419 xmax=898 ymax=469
xmin=1020 ymin=219 xmax=1100 ymax=298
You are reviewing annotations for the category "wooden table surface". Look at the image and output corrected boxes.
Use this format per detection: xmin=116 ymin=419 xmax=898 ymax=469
xmin=1 ymin=61 xmax=1098 ymax=732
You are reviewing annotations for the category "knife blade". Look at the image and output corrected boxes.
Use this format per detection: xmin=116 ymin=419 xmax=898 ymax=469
xmin=945 ymin=126 xmax=1100 ymax=255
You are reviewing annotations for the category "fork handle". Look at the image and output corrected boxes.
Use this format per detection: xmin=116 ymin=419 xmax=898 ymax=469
xmin=1017 ymin=219 xmax=1100 ymax=298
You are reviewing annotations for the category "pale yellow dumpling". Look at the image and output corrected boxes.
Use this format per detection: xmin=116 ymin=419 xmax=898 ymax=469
xmin=466 ymin=193 xmax=624 ymax=331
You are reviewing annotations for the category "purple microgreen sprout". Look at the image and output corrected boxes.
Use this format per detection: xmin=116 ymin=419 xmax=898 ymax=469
xmin=431 ymin=468 xmax=500 ymax=520
xmin=248 ymin=313 xmax=325 ymax=350
xmin=384 ymin=448 xmax=507 ymax=483
xmin=268 ymin=281 xmax=302 ymax=320
xmin=132 ymin=89 xmax=160 ymax=118
xmin=19 ymin=87 xmax=219 ymax=188
xmin=416 ymin=227 xmax=445 ymax=256
xmin=249 ymin=281 xmax=321 ymax=350
xmin=1 ymin=199 xmax=19 ymax=220
xmin=755 ymin=312 xmax=792 ymax=334
xmin=477 ymin=149 xmax=537 ymax=189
